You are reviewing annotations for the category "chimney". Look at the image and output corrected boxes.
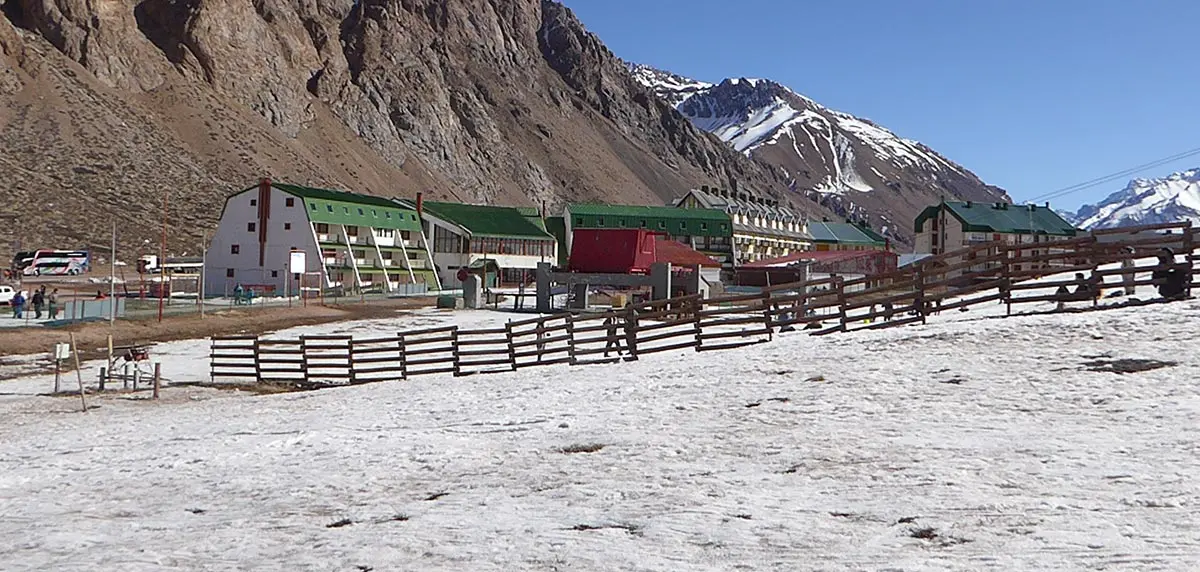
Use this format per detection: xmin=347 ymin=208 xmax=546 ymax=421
xmin=416 ymin=191 xmax=424 ymax=218
xmin=964 ymin=201 xmax=972 ymax=208
xmin=1044 ymin=202 xmax=1050 ymax=208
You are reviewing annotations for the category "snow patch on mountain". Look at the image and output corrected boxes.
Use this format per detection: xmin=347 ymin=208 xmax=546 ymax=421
xmin=631 ymin=64 xmax=969 ymax=183
xmin=1073 ymin=169 xmax=1200 ymax=229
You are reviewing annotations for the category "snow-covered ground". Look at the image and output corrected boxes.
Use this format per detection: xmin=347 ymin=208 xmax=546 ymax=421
xmin=2 ymin=286 xmax=1200 ymax=569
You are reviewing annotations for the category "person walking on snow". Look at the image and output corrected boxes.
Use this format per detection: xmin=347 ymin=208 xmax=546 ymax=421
xmin=11 ymin=291 xmax=25 ymax=319
xmin=31 ymin=288 xmax=44 ymax=319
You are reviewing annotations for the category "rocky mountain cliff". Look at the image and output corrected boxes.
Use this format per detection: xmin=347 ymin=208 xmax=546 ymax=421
xmin=632 ymin=65 xmax=1010 ymax=244
xmin=1071 ymin=169 xmax=1200 ymax=229
xmin=0 ymin=0 xmax=808 ymax=262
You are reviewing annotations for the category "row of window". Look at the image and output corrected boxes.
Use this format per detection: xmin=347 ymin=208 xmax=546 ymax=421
xmin=575 ymin=217 xmax=728 ymax=233
xmin=468 ymin=237 xmax=555 ymax=257
xmin=250 ymin=197 xmax=298 ymax=208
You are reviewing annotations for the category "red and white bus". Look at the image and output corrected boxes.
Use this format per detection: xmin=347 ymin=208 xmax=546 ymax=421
xmin=20 ymin=250 xmax=91 ymax=276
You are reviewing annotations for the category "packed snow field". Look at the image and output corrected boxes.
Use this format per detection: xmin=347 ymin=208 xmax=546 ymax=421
xmin=2 ymin=298 xmax=1200 ymax=570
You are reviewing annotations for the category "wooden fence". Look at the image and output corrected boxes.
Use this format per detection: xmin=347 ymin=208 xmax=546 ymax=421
xmin=210 ymin=222 xmax=1198 ymax=388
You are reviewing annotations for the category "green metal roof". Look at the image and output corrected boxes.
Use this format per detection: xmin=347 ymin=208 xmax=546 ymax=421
xmin=566 ymin=203 xmax=732 ymax=238
xmin=420 ymin=201 xmax=555 ymax=240
xmin=568 ymin=203 xmax=731 ymax=222
xmin=254 ymin=183 xmax=422 ymax=232
xmin=915 ymin=202 xmax=1078 ymax=236
xmin=808 ymin=222 xmax=887 ymax=245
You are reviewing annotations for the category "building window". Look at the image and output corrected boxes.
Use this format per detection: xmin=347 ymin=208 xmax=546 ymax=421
xmin=310 ymin=202 xmax=317 ymax=210
xmin=343 ymin=207 xmax=349 ymax=214
xmin=680 ymin=222 xmax=687 ymax=231
xmin=247 ymin=222 xmax=256 ymax=232
xmin=284 ymin=223 xmax=292 ymax=230
xmin=230 ymin=244 xmax=240 ymax=254
xmin=315 ymin=223 xmax=329 ymax=233
xmin=385 ymin=212 xmax=392 ymax=219
xmin=597 ymin=217 xmax=605 ymax=227
xmin=250 ymin=199 xmax=257 ymax=207
xmin=720 ymin=223 xmax=728 ymax=231
xmin=347 ymin=226 xmax=358 ymax=236
xmin=286 ymin=197 xmax=295 ymax=207
xmin=575 ymin=217 xmax=583 ymax=226
xmin=658 ymin=221 xmax=666 ymax=230
xmin=226 ymin=269 xmax=235 ymax=278
xmin=639 ymin=220 xmax=647 ymax=228
xmin=700 ymin=222 xmax=708 ymax=231
xmin=381 ymin=251 xmax=393 ymax=260
xmin=358 ymin=208 xmax=364 ymax=216
xmin=372 ymin=209 xmax=378 ymax=217
xmin=271 ymin=270 xmax=279 ymax=278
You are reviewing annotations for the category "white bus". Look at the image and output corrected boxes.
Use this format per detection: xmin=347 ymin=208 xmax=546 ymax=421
xmin=21 ymin=250 xmax=91 ymax=276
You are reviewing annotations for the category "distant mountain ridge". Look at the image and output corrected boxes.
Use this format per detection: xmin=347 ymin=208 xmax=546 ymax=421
xmin=1071 ymin=169 xmax=1200 ymax=229
xmin=628 ymin=64 xmax=1009 ymax=245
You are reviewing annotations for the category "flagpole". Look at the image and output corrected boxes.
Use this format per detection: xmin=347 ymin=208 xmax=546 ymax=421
xmin=109 ymin=222 xmax=116 ymax=325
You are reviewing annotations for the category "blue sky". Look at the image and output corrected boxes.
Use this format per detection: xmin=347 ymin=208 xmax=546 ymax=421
xmin=560 ymin=0 xmax=1200 ymax=210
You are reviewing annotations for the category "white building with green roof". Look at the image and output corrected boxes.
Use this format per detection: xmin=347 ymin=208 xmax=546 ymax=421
xmin=396 ymin=197 xmax=557 ymax=289
xmin=204 ymin=179 xmax=436 ymax=296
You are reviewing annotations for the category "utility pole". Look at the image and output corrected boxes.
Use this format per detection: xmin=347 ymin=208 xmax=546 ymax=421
xmin=109 ymin=222 xmax=116 ymax=325
xmin=200 ymin=230 xmax=207 ymax=319
xmin=158 ymin=190 xmax=168 ymax=323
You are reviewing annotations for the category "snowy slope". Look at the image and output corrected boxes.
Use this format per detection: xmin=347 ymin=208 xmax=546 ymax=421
xmin=1073 ymin=169 xmax=1200 ymax=229
xmin=3 ymin=287 xmax=1200 ymax=569
xmin=630 ymin=64 xmax=1008 ymax=245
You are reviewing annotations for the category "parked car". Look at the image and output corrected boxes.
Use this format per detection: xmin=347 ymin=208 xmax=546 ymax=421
xmin=0 ymin=285 xmax=15 ymax=306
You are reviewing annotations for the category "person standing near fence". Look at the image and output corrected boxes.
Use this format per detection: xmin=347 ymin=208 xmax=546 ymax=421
xmin=1153 ymin=248 xmax=1188 ymax=301
xmin=1120 ymin=246 xmax=1137 ymax=296
xmin=603 ymin=315 xmax=623 ymax=358
xmin=11 ymin=290 xmax=24 ymax=319
xmin=31 ymin=288 xmax=45 ymax=319
xmin=47 ymin=288 xmax=59 ymax=320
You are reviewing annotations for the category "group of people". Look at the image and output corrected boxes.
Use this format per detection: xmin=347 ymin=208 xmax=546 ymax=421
xmin=9 ymin=286 xmax=59 ymax=320
xmin=1056 ymin=247 xmax=1189 ymax=309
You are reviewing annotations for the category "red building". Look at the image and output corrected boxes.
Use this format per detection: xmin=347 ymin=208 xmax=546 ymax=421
xmin=568 ymin=229 xmax=721 ymax=274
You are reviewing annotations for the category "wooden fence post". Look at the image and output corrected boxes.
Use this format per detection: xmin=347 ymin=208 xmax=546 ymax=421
xmin=153 ymin=362 xmax=161 ymax=400
xmin=505 ymin=322 xmax=518 ymax=372
xmin=913 ymin=266 xmax=927 ymax=325
xmin=347 ymin=338 xmax=357 ymax=385
xmin=253 ymin=336 xmax=263 ymax=385
xmin=836 ymin=277 xmax=849 ymax=332
xmin=451 ymin=326 xmax=462 ymax=376
xmin=566 ymin=314 xmax=578 ymax=366
xmin=692 ymin=297 xmax=704 ymax=352
xmin=69 ymin=333 xmax=87 ymax=413
xmin=760 ymin=291 xmax=774 ymax=340
xmin=1184 ymin=222 xmax=1195 ymax=296
xmin=397 ymin=334 xmax=408 ymax=380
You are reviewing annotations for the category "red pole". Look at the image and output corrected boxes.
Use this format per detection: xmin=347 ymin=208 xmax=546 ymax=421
xmin=158 ymin=191 xmax=168 ymax=322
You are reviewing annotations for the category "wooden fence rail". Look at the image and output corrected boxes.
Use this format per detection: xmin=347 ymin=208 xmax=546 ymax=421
xmin=210 ymin=223 xmax=1200 ymax=388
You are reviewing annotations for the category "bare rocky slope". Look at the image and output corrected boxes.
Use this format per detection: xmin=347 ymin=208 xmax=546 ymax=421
xmin=632 ymin=65 xmax=1011 ymax=244
xmin=0 ymin=0 xmax=813 ymax=262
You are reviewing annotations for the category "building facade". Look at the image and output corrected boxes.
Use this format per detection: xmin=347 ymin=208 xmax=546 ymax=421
xmin=400 ymin=198 xmax=557 ymax=289
xmin=673 ymin=186 xmax=811 ymax=264
xmin=563 ymin=203 xmax=736 ymax=271
xmin=914 ymin=201 xmax=1079 ymax=273
xmin=204 ymin=180 xmax=435 ymax=296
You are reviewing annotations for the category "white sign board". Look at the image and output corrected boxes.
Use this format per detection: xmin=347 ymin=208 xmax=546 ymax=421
xmin=288 ymin=251 xmax=307 ymax=274
xmin=53 ymin=343 xmax=70 ymax=361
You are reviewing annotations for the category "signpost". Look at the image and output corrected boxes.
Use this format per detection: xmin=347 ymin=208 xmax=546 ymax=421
xmin=289 ymin=251 xmax=306 ymax=308
xmin=52 ymin=343 xmax=70 ymax=393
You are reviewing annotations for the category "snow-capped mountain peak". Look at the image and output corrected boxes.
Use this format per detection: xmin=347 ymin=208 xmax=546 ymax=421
xmin=630 ymin=63 xmax=1009 ymax=245
xmin=1072 ymin=169 xmax=1200 ymax=229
